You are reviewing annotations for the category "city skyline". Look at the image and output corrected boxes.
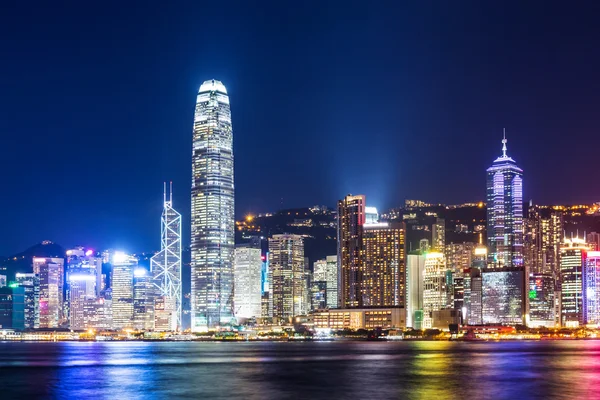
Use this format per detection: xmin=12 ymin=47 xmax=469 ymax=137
xmin=3 ymin=3 xmax=600 ymax=256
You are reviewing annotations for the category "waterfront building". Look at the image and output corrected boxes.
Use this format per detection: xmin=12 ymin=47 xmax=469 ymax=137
xmin=133 ymin=268 xmax=154 ymax=331
xmin=482 ymin=268 xmax=525 ymax=325
xmin=467 ymin=267 xmax=483 ymax=325
xmin=310 ymin=280 xmax=327 ymax=310
xmin=68 ymin=270 xmax=96 ymax=330
xmin=33 ymin=257 xmax=65 ymax=328
xmin=154 ymin=296 xmax=176 ymax=331
xmin=486 ymin=132 xmax=524 ymax=268
xmin=111 ymin=252 xmax=137 ymax=330
xmin=233 ymin=246 xmax=262 ymax=321
xmin=313 ymin=307 xmax=406 ymax=330
xmin=82 ymin=298 xmax=112 ymax=330
xmin=338 ymin=194 xmax=366 ymax=308
xmin=406 ymin=251 xmax=426 ymax=329
xmin=529 ymin=273 xmax=556 ymax=327
xmin=583 ymin=251 xmax=600 ymax=325
xmin=560 ymin=237 xmax=590 ymax=327
xmin=191 ymin=79 xmax=235 ymax=331
xmin=150 ymin=182 xmax=182 ymax=330
xmin=362 ymin=222 xmax=406 ymax=307
xmin=268 ymin=234 xmax=307 ymax=320
xmin=15 ymin=273 xmax=39 ymax=329
xmin=0 ymin=285 xmax=25 ymax=330
xmin=313 ymin=255 xmax=338 ymax=309
xmin=422 ymin=252 xmax=449 ymax=329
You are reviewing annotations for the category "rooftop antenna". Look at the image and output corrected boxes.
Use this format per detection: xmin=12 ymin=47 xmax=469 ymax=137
xmin=502 ymin=128 xmax=508 ymax=158
xmin=170 ymin=181 xmax=173 ymax=204
xmin=163 ymin=182 xmax=167 ymax=204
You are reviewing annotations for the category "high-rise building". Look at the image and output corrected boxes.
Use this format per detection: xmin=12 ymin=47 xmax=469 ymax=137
xmin=313 ymin=255 xmax=338 ymax=309
xmin=406 ymin=251 xmax=426 ymax=329
xmin=362 ymin=222 xmax=406 ymax=307
xmin=233 ymin=246 xmax=262 ymax=321
xmin=445 ymin=243 xmax=475 ymax=274
xmin=268 ymin=234 xmax=306 ymax=320
xmin=338 ymin=194 xmax=365 ymax=308
xmin=422 ymin=252 xmax=449 ymax=329
xmin=150 ymin=182 xmax=182 ymax=331
xmin=0 ymin=285 xmax=25 ymax=330
xmin=467 ymin=267 xmax=483 ymax=325
xmin=529 ymin=273 xmax=555 ymax=327
xmin=111 ymin=252 xmax=137 ymax=330
xmin=486 ymin=132 xmax=524 ymax=268
xmin=482 ymin=268 xmax=525 ymax=325
xmin=524 ymin=204 xmax=563 ymax=277
xmin=191 ymin=79 xmax=235 ymax=331
xmin=560 ymin=237 xmax=590 ymax=327
xmin=365 ymin=206 xmax=379 ymax=224
xmin=432 ymin=218 xmax=445 ymax=251
xmin=68 ymin=271 xmax=96 ymax=330
xmin=133 ymin=268 xmax=155 ymax=331
xmin=583 ymin=251 xmax=600 ymax=325
xmin=587 ymin=232 xmax=600 ymax=251
xmin=310 ymin=280 xmax=327 ymax=310
xmin=33 ymin=257 xmax=65 ymax=328
xmin=15 ymin=273 xmax=39 ymax=329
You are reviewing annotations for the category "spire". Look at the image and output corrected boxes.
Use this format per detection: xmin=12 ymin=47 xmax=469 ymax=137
xmin=163 ymin=182 xmax=167 ymax=204
xmin=501 ymin=128 xmax=508 ymax=158
xmin=170 ymin=181 xmax=173 ymax=204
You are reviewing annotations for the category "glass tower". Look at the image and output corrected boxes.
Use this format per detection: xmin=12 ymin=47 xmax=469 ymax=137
xmin=150 ymin=182 xmax=182 ymax=331
xmin=191 ymin=80 xmax=235 ymax=331
xmin=486 ymin=132 xmax=523 ymax=268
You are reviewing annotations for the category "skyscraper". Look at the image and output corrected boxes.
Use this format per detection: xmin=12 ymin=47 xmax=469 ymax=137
xmin=524 ymin=204 xmax=563 ymax=276
xmin=268 ymin=234 xmax=306 ymax=320
xmin=560 ymin=237 xmax=590 ymax=327
xmin=233 ymin=246 xmax=262 ymax=321
xmin=150 ymin=182 xmax=182 ymax=331
xmin=33 ymin=257 xmax=64 ymax=328
xmin=338 ymin=194 xmax=365 ymax=308
xmin=486 ymin=132 xmax=524 ymax=268
xmin=111 ymin=252 xmax=137 ymax=330
xmin=191 ymin=79 xmax=235 ymax=331
xmin=422 ymin=252 xmax=449 ymax=329
xmin=583 ymin=251 xmax=600 ymax=325
xmin=406 ymin=251 xmax=426 ymax=329
xmin=362 ymin=222 xmax=406 ymax=307
xmin=313 ymin=255 xmax=338 ymax=309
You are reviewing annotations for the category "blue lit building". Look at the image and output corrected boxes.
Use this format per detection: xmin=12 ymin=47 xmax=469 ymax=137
xmin=0 ymin=285 xmax=25 ymax=330
xmin=486 ymin=132 xmax=524 ymax=268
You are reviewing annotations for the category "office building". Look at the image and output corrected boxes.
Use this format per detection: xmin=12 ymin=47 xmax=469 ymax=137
xmin=313 ymin=307 xmax=406 ymax=330
xmin=432 ymin=218 xmax=445 ymax=251
xmin=268 ymin=234 xmax=306 ymax=320
xmin=560 ymin=237 xmax=589 ymax=327
xmin=406 ymin=251 xmax=426 ymax=329
xmin=111 ymin=252 xmax=137 ymax=330
xmin=445 ymin=243 xmax=475 ymax=274
xmin=486 ymin=132 xmax=524 ymax=268
xmin=154 ymin=296 xmax=176 ymax=331
xmin=467 ymin=267 xmax=483 ymax=325
xmin=133 ymin=268 xmax=154 ymax=331
xmin=587 ymin=232 xmax=600 ymax=251
xmin=191 ymin=79 xmax=235 ymax=331
xmin=68 ymin=271 xmax=96 ymax=330
xmin=482 ymin=268 xmax=525 ymax=325
xmin=0 ymin=275 xmax=6 ymax=288
xmin=524 ymin=204 xmax=563 ymax=276
xmin=0 ymin=285 xmax=25 ymax=330
xmin=310 ymin=280 xmax=327 ymax=310
xmin=529 ymin=273 xmax=555 ymax=327
xmin=583 ymin=251 xmax=600 ymax=325
xmin=313 ymin=255 xmax=338 ymax=309
xmin=422 ymin=252 xmax=449 ymax=329
xmin=33 ymin=257 xmax=65 ymax=328
xmin=338 ymin=194 xmax=365 ymax=308
xmin=150 ymin=182 xmax=182 ymax=330
xmin=362 ymin=222 xmax=406 ymax=307
xmin=233 ymin=246 xmax=262 ymax=320
xmin=15 ymin=273 xmax=39 ymax=329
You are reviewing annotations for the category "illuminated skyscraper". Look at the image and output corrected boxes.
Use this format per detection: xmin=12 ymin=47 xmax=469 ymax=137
xmin=422 ymin=252 xmax=449 ymax=329
xmin=482 ymin=268 xmax=525 ymax=325
xmin=362 ymin=222 xmax=406 ymax=307
xmin=486 ymin=131 xmax=523 ymax=268
xmin=406 ymin=251 xmax=426 ymax=328
xmin=111 ymin=252 xmax=137 ymax=330
xmin=529 ymin=273 xmax=555 ymax=327
xmin=583 ymin=251 xmax=600 ymax=325
xmin=524 ymin=204 xmax=563 ymax=276
xmin=133 ymin=268 xmax=155 ymax=331
xmin=432 ymin=218 xmax=445 ymax=251
xmin=150 ymin=182 xmax=182 ymax=331
xmin=191 ymin=79 xmax=235 ymax=331
xmin=560 ymin=237 xmax=590 ymax=327
xmin=268 ymin=234 xmax=306 ymax=320
xmin=338 ymin=194 xmax=365 ymax=308
xmin=313 ymin=255 xmax=338 ymax=309
xmin=233 ymin=246 xmax=262 ymax=320
xmin=15 ymin=273 xmax=39 ymax=329
xmin=32 ymin=257 xmax=64 ymax=328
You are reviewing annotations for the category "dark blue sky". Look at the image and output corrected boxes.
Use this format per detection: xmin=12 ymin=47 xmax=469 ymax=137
xmin=2 ymin=1 xmax=600 ymax=255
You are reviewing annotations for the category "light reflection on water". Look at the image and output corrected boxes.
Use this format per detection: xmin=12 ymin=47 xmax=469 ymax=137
xmin=0 ymin=341 xmax=599 ymax=399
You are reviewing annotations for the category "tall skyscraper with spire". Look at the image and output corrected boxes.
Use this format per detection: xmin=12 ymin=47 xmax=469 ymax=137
xmin=191 ymin=80 xmax=235 ymax=331
xmin=150 ymin=182 xmax=182 ymax=331
xmin=486 ymin=130 xmax=524 ymax=268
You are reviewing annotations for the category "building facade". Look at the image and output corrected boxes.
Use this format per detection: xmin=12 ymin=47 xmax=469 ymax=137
xmin=583 ymin=251 xmax=600 ymax=325
xmin=233 ymin=246 xmax=262 ymax=320
xmin=191 ymin=79 xmax=235 ymax=331
xmin=486 ymin=133 xmax=524 ymax=268
xmin=560 ymin=237 xmax=589 ymax=327
xmin=338 ymin=194 xmax=365 ymax=308
xmin=150 ymin=182 xmax=182 ymax=331
xmin=268 ymin=234 xmax=306 ymax=320
xmin=406 ymin=252 xmax=426 ymax=329
xmin=422 ymin=252 xmax=449 ymax=329
xmin=313 ymin=255 xmax=338 ymax=309
xmin=111 ymin=252 xmax=137 ymax=330
xmin=482 ymin=268 xmax=525 ymax=325
xmin=33 ymin=257 xmax=64 ymax=328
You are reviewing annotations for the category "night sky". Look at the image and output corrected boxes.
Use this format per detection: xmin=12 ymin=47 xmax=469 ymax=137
xmin=2 ymin=1 xmax=600 ymax=255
